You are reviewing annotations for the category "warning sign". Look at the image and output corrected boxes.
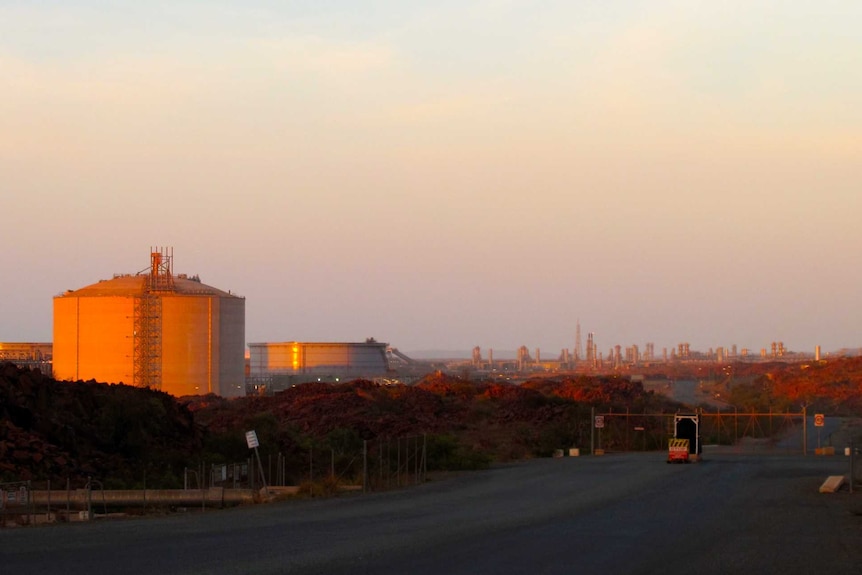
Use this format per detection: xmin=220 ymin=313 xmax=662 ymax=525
xmin=668 ymin=438 xmax=689 ymax=450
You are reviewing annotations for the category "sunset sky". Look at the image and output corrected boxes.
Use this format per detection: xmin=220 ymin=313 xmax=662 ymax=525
xmin=2 ymin=1 xmax=861 ymax=357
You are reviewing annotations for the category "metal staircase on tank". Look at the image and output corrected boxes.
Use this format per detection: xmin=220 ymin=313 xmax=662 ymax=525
xmin=132 ymin=248 xmax=174 ymax=389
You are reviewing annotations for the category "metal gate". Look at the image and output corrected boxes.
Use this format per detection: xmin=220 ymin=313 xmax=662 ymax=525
xmin=591 ymin=409 xmax=808 ymax=455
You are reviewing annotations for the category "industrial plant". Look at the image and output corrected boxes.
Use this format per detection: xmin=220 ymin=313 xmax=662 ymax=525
xmin=0 ymin=249 xmax=828 ymax=398
xmin=0 ymin=342 xmax=52 ymax=373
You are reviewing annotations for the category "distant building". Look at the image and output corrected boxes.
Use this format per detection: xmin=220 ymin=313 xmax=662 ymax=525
xmin=247 ymin=340 xmax=390 ymax=391
xmin=0 ymin=342 xmax=53 ymax=374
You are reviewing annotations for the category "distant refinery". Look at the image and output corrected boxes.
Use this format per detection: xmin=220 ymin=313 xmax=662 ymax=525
xmin=464 ymin=323 xmax=824 ymax=375
xmin=0 ymin=333 xmax=838 ymax=394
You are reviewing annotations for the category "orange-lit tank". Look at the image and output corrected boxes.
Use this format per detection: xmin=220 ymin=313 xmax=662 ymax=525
xmin=53 ymin=252 xmax=245 ymax=398
xmin=247 ymin=341 xmax=389 ymax=391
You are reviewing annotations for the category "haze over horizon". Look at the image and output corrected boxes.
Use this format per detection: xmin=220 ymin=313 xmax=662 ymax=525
xmin=2 ymin=1 xmax=860 ymax=357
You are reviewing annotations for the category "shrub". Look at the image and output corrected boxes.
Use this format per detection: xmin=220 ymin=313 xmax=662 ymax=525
xmin=425 ymin=434 xmax=491 ymax=471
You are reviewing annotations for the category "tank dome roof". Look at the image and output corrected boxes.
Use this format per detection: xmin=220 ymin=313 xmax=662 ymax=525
xmin=57 ymin=274 xmax=240 ymax=298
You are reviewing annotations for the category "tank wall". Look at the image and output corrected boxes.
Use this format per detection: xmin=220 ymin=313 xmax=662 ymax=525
xmin=248 ymin=343 xmax=298 ymax=376
xmin=159 ymin=294 xmax=245 ymax=397
xmin=161 ymin=296 xmax=212 ymax=397
xmin=304 ymin=345 xmax=352 ymax=368
xmin=217 ymin=297 xmax=245 ymax=398
xmin=249 ymin=343 xmax=388 ymax=378
xmin=52 ymin=297 xmax=78 ymax=381
xmin=304 ymin=345 xmax=385 ymax=371
xmin=53 ymin=296 xmax=135 ymax=384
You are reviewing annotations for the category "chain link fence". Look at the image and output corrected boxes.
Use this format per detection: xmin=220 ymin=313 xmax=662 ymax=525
xmin=593 ymin=409 xmax=808 ymax=454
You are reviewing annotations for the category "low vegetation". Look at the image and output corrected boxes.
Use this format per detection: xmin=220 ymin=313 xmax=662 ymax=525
xmin=2 ymin=357 xmax=862 ymax=488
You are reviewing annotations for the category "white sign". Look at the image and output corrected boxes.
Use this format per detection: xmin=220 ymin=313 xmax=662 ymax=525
xmin=595 ymin=415 xmax=605 ymax=429
xmin=245 ymin=430 xmax=260 ymax=449
xmin=814 ymin=414 xmax=825 ymax=427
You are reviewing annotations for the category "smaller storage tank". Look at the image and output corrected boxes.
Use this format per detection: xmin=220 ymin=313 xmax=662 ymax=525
xmin=248 ymin=340 xmax=389 ymax=391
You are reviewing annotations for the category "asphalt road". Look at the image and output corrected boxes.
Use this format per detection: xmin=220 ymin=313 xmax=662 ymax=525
xmin=2 ymin=451 xmax=860 ymax=575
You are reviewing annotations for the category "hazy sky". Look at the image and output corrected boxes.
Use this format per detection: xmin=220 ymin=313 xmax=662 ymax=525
xmin=2 ymin=1 xmax=861 ymax=357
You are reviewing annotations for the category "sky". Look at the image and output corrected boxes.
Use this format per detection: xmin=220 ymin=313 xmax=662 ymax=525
xmin=2 ymin=1 xmax=861 ymax=357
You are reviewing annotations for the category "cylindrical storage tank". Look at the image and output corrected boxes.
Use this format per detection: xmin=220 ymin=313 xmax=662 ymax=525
xmin=53 ymin=268 xmax=245 ymax=398
xmin=248 ymin=341 xmax=389 ymax=386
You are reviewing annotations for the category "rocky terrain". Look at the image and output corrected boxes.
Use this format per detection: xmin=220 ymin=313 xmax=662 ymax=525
xmin=3 ymin=357 xmax=862 ymax=488
xmin=0 ymin=363 xmax=200 ymax=486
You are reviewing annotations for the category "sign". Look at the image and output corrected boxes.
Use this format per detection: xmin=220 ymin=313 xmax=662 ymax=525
xmin=814 ymin=414 xmax=825 ymax=427
xmin=595 ymin=415 xmax=605 ymax=429
xmin=245 ymin=430 xmax=260 ymax=449
xmin=0 ymin=484 xmax=28 ymax=508
xmin=668 ymin=438 xmax=690 ymax=462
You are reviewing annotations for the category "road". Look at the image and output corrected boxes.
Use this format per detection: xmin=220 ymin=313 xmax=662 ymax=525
xmin=2 ymin=451 xmax=860 ymax=575
xmin=658 ymin=378 xmax=727 ymax=409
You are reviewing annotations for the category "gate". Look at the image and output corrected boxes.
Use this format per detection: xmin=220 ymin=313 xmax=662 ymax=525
xmin=591 ymin=409 xmax=808 ymax=455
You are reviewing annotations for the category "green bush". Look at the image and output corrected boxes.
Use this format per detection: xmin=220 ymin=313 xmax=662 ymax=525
xmin=425 ymin=434 xmax=491 ymax=471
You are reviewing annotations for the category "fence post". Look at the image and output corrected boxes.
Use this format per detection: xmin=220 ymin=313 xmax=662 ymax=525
xmin=363 ymin=440 xmax=368 ymax=493
xmin=202 ymin=461 xmax=206 ymax=512
xmin=625 ymin=408 xmax=630 ymax=452
xmin=734 ymin=407 xmax=738 ymax=446
xmin=86 ymin=477 xmax=92 ymax=521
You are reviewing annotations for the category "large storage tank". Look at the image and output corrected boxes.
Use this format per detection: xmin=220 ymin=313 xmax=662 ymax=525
xmin=53 ymin=249 xmax=245 ymax=397
xmin=248 ymin=340 xmax=389 ymax=390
